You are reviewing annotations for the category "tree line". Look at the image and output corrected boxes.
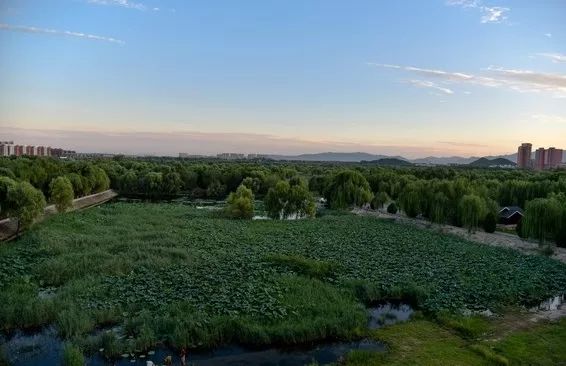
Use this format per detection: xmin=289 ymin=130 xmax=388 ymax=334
xmin=1 ymin=156 xmax=565 ymax=248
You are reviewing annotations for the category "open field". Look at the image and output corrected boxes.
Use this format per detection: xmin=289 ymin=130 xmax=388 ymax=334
xmin=1 ymin=202 xmax=565 ymax=364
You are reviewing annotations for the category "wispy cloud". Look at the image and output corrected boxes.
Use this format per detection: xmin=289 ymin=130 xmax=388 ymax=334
xmin=368 ymin=62 xmax=566 ymax=97
xmin=531 ymin=114 xmax=566 ymax=124
xmin=87 ymin=0 xmax=147 ymax=11
xmin=545 ymin=33 xmax=552 ymax=38
xmin=0 ymin=23 xmax=125 ymax=44
xmin=446 ymin=0 xmax=510 ymax=24
xmin=536 ymin=53 xmax=566 ymax=63
xmin=406 ymin=80 xmax=454 ymax=95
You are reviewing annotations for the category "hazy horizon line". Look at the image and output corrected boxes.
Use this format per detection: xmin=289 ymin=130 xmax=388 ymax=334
xmin=0 ymin=125 xmax=540 ymax=160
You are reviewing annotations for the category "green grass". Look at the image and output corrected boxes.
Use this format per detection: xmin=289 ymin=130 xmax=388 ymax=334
xmin=353 ymin=320 xmax=489 ymax=365
xmin=436 ymin=312 xmax=492 ymax=339
xmin=0 ymin=202 xmax=565 ymax=355
xmin=62 ymin=343 xmax=85 ymax=366
xmin=494 ymin=318 xmax=566 ymax=365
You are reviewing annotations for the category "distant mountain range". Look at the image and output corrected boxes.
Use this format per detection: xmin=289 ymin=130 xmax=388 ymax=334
xmin=267 ymin=152 xmax=407 ymax=162
xmin=267 ymin=152 xmax=520 ymax=165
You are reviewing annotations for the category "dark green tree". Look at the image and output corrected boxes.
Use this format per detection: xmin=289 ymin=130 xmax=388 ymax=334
xmin=7 ymin=181 xmax=46 ymax=233
xmin=49 ymin=176 xmax=74 ymax=212
xmin=324 ymin=170 xmax=373 ymax=209
xmin=483 ymin=211 xmax=497 ymax=233
xmin=458 ymin=194 xmax=486 ymax=233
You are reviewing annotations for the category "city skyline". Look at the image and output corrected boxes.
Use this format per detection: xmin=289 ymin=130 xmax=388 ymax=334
xmin=1 ymin=1 xmax=565 ymax=156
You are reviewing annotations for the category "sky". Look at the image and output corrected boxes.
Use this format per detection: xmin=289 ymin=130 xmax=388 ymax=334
xmin=1 ymin=0 xmax=565 ymax=158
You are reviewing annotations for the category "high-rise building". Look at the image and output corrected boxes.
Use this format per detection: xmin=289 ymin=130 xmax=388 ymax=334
xmin=25 ymin=145 xmax=35 ymax=156
xmin=14 ymin=145 xmax=24 ymax=156
xmin=547 ymin=147 xmax=564 ymax=169
xmin=517 ymin=143 xmax=532 ymax=169
xmin=0 ymin=141 xmax=14 ymax=156
xmin=36 ymin=146 xmax=46 ymax=157
xmin=534 ymin=148 xmax=546 ymax=170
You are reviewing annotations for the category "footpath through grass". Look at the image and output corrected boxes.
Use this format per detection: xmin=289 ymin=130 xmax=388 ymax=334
xmin=0 ymin=202 xmax=565 ymax=360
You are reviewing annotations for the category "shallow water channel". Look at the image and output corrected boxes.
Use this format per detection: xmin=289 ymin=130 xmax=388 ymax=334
xmin=1 ymin=303 xmax=413 ymax=366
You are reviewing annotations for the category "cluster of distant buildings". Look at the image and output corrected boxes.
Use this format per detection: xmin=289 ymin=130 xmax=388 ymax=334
xmin=517 ymin=143 xmax=564 ymax=170
xmin=0 ymin=141 xmax=76 ymax=158
xmin=179 ymin=152 xmax=267 ymax=160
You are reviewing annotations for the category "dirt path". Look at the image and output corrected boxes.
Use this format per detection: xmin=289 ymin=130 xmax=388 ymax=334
xmin=353 ymin=208 xmax=566 ymax=264
xmin=0 ymin=189 xmax=118 ymax=241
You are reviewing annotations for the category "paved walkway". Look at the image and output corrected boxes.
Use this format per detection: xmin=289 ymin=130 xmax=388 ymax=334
xmin=0 ymin=189 xmax=118 ymax=241
xmin=353 ymin=208 xmax=566 ymax=264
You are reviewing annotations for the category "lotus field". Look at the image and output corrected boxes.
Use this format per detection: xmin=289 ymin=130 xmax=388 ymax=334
xmin=1 ymin=202 xmax=565 ymax=355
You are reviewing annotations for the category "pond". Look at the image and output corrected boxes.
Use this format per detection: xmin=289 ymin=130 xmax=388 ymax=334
xmin=1 ymin=303 xmax=414 ymax=366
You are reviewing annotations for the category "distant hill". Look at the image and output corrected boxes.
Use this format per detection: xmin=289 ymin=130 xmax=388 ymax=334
xmin=268 ymin=152 xmax=406 ymax=162
xmin=364 ymin=158 xmax=414 ymax=166
xmin=469 ymin=157 xmax=516 ymax=167
xmin=412 ymin=154 xmax=517 ymax=165
xmin=266 ymin=151 xmax=522 ymax=165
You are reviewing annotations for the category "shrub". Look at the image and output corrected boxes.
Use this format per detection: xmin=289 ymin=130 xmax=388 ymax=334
xmin=483 ymin=211 xmax=497 ymax=233
xmin=387 ymin=202 xmax=398 ymax=214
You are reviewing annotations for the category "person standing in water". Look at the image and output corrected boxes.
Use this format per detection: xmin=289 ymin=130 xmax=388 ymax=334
xmin=180 ymin=347 xmax=187 ymax=366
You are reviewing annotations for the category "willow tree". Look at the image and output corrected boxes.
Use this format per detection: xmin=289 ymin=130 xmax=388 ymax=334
xmin=523 ymin=197 xmax=561 ymax=249
xmin=7 ymin=181 xmax=46 ymax=233
xmin=399 ymin=184 xmax=422 ymax=218
xmin=225 ymin=184 xmax=254 ymax=219
xmin=49 ymin=176 xmax=74 ymax=212
xmin=430 ymin=192 xmax=449 ymax=224
xmin=458 ymin=194 xmax=485 ymax=233
xmin=265 ymin=178 xmax=315 ymax=219
xmin=324 ymin=170 xmax=373 ymax=209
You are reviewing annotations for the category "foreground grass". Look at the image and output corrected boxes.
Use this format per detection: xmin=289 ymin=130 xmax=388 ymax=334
xmin=346 ymin=316 xmax=566 ymax=366
xmin=0 ymin=202 xmax=565 ymax=360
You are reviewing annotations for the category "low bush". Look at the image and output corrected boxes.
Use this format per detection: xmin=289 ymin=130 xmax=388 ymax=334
xmin=387 ymin=202 xmax=398 ymax=214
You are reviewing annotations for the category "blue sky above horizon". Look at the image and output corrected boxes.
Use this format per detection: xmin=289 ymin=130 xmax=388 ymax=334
xmin=1 ymin=0 xmax=565 ymax=157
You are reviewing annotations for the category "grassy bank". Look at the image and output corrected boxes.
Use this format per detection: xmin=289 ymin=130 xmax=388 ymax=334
xmin=0 ymin=202 xmax=565 ymax=360
xmin=346 ymin=315 xmax=566 ymax=366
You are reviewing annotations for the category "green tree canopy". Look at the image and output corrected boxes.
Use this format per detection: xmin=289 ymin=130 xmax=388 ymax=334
xmin=458 ymin=194 xmax=486 ymax=233
xmin=50 ymin=176 xmax=74 ymax=212
xmin=225 ymin=184 xmax=255 ymax=219
xmin=7 ymin=181 xmax=46 ymax=232
xmin=523 ymin=197 xmax=562 ymax=247
xmin=0 ymin=176 xmax=18 ymax=216
xmin=265 ymin=178 xmax=316 ymax=219
xmin=324 ymin=170 xmax=373 ymax=209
